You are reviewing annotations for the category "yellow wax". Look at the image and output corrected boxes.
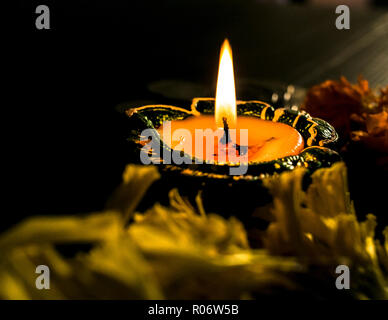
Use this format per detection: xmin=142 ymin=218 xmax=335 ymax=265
xmin=157 ymin=115 xmax=304 ymax=163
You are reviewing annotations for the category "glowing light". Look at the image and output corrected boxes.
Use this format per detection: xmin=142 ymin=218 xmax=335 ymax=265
xmin=215 ymin=39 xmax=237 ymax=129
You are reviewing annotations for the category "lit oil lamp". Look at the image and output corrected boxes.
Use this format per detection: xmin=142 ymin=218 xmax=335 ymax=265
xmin=126 ymin=39 xmax=339 ymax=179
xmin=157 ymin=40 xmax=304 ymax=166
xmin=124 ymin=39 xmax=340 ymax=225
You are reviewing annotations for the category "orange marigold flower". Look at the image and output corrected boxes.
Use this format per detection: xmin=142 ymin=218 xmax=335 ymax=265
xmin=379 ymin=85 xmax=388 ymax=110
xmin=302 ymin=76 xmax=379 ymax=142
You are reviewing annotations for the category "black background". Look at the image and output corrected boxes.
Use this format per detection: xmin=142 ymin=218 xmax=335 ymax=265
xmin=8 ymin=1 xmax=388 ymax=232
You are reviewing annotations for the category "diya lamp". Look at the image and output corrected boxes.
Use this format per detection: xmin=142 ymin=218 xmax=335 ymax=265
xmin=125 ymin=39 xmax=340 ymax=220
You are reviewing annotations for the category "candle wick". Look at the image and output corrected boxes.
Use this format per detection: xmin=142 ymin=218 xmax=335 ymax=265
xmin=233 ymin=143 xmax=248 ymax=156
xmin=220 ymin=117 xmax=231 ymax=145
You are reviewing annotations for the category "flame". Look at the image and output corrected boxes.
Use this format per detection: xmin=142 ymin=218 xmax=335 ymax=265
xmin=215 ymin=39 xmax=237 ymax=129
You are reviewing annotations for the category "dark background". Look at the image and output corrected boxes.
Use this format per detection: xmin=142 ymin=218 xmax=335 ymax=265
xmin=8 ymin=0 xmax=388 ymax=232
